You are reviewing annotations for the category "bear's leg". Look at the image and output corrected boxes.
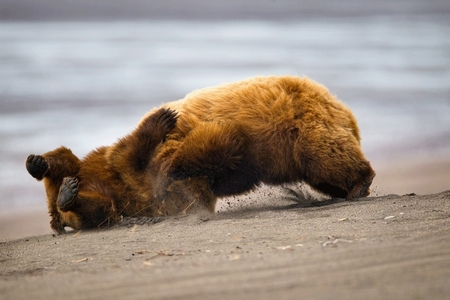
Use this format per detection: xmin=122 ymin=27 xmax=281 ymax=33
xmin=165 ymin=122 xmax=244 ymax=183
xmin=130 ymin=108 xmax=178 ymax=171
xmin=155 ymin=122 xmax=253 ymax=213
xmin=109 ymin=108 xmax=178 ymax=173
xmin=57 ymin=177 xmax=120 ymax=230
xmin=26 ymin=147 xmax=81 ymax=233
xmin=26 ymin=147 xmax=81 ymax=181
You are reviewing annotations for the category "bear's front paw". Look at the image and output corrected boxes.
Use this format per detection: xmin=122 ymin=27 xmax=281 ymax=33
xmin=26 ymin=154 xmax=48 ymax=180
xmin=58 ymin=177 xmax=79 ymax=211
xmin=141 ymin=108 xmax=178 ymax=141
xmin=157 ymin=108 xmax=178 ymax=135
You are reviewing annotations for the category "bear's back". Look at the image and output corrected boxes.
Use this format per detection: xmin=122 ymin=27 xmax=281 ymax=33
xmin=154 ymin=76 xmax=360 ymax=182
xmin=165 ymin=75 xmax=359 ymax=141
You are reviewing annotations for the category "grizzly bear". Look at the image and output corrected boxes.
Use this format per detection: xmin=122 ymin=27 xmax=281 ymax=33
xmin=26 ymin=75 xmax=375 ymax=233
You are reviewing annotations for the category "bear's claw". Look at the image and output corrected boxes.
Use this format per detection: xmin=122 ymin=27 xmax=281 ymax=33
xmin=140 ymin=108 xmax=178 ymax=141
xmin=58 ymin=177 xmax=79 ymax=211
xmin=26 ymin=154 xmax=48 ymax=180
xmin=157 ymin=108 xmax=178 ymax=134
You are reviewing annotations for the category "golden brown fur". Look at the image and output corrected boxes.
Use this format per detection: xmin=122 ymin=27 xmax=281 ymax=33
xmin=26 ymin=75 xmax=375 ymax=233
xmin=153 ymin=76 xmax=374 ymax=200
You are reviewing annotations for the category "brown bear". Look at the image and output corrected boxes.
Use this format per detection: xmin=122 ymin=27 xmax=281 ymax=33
xmin=26 ymin=75 xmax=375 ymax=233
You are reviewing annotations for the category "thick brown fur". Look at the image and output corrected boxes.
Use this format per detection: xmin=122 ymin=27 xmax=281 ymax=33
xmin=26 ymin=76 xmax=375 ymax=233
xmin=26 ymin=108 xmax=183 ymax=233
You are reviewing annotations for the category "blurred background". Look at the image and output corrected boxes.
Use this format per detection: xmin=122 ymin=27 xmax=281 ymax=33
xmin=1 ymin=0 xmax=449 ymax=238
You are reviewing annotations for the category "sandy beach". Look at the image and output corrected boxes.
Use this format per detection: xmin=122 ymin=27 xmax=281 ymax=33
xmin=1 ymin=189 xmax=449 ymax=299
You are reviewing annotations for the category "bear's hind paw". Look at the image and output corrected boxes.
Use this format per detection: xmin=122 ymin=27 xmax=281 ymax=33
xmin=58 ymin=177 xmax=79 ymax=211
xmin=26 ymin=154 xmax=48 ymax=180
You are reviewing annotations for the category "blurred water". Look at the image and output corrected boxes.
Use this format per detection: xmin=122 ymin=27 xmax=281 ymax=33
xmin=0 ymin=17 xmax=449 ymax=211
